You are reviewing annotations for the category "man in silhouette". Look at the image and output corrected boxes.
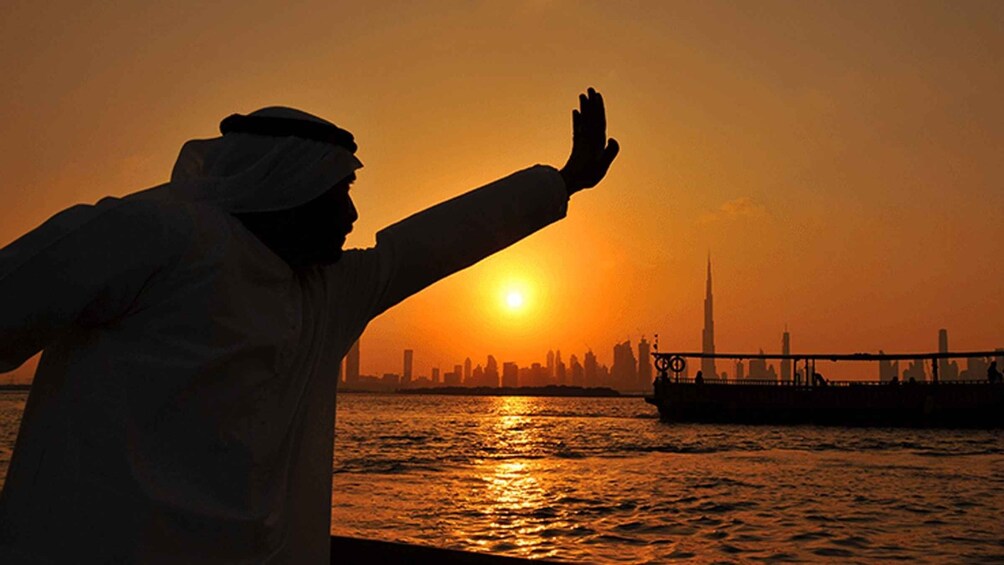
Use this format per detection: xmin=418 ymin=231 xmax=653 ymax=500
xmin=0 ymin=88 xmax=618 ymax=563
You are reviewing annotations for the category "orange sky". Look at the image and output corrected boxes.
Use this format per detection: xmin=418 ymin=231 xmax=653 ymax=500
xmin=1 ymin=1 xmax=1002 ymax=381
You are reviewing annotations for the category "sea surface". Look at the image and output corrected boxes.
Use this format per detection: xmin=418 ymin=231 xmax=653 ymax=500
xmin=2 ymin=390 xmax=1003 ymax=563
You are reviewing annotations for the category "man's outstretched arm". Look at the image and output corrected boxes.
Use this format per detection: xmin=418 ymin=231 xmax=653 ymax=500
xmin=0 ymin=199 xmax=191 ymax=372
xmin=329 ymin=88 xmax=619 ymax=328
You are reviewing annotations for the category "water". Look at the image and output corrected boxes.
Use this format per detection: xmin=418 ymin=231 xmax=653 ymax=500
xmin=2 ymin=390 xmax=1003 ymax=563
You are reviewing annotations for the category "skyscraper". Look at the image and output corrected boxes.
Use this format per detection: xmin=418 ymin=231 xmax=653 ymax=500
xmin=637 ymin=337 xmax=652 ymax=388
xmin=702 ymin=256 xmax=717 ymax=378
xmin=903 ymin=358 xmax=927 ymax=382
xmin=555 ymin=350 xmax=566 ymax=384
xmin=502 ymin=362 xmax=518 ymax=387
xmin=345 ymin=338 xmax=360 ymax=384
xmin=878 ymin=350 xmax=899 ymax=382
xmin=584 ymin=350 xmax=598 ymax=387
xmin=485 ymin=355 xmax=499 ymax=387
xmin=612 ymin=340 xmax=637 ymax=391
xmin=569 ymin=354 xmax=584 ymax=386
xmin=402 ymin=349 xmax=413 ymax=385
xmin=780 ymin=329 xmax=791 ymax=383
xmin=447 ymin=364 xmax=463 ymax=386
xmin=464 ymin=357 xmax=472 ymax=384
xmin=937 ymin=328 xmax=959 ymax=380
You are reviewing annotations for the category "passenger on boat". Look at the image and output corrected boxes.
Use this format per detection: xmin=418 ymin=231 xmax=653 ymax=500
xmin=654 ymin=373 xmax=669 ymax=395
xmin=989 ymin=361 xmax=1002 ymax=384
xmin=695 ymin=370 xmax=704 ymax=385
xmin=0 ymin=90 xmax=619 ymax=564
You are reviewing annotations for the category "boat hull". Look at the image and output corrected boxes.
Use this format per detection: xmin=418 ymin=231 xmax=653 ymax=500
xmin=645 ymin=382 xmax=1004 ymax=428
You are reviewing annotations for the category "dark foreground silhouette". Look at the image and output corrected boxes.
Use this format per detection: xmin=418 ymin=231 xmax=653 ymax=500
xmin=0 ymin=90 xmax=618 ymax=563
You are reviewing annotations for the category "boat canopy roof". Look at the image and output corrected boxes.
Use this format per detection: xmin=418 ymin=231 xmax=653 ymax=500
xmin=653 ymin=351 xmax=1001 ymax=361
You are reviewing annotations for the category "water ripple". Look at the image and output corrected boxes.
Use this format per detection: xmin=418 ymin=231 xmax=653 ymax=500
xmin=3 ymin=391 xmax=1003 ymax=563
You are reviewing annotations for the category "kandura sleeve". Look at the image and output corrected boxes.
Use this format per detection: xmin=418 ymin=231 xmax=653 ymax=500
xmin=328 ymin=165 xmax=568 ymax=338
xmin=0 ymin=199 xmax=192 ymax=373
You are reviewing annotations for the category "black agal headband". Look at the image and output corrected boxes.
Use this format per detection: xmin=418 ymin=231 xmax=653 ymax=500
xmin=219 ymin=114 xmax=358 ymax=154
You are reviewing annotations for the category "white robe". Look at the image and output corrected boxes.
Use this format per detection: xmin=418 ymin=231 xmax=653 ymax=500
xmin=0 ymin=165 xmax=568 ymax=564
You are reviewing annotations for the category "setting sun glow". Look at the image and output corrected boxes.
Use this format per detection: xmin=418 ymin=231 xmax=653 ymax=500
xmin=505 ymin=291 xmax=525 ymax=311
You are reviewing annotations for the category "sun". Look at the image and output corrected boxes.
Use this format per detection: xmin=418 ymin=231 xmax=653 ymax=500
xmin=505 ymin=290 xmax=525 ymax=310
xmin=494 ymin=275 xmax=535 ymax=318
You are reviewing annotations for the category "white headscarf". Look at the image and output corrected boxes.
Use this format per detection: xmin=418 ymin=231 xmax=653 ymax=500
xmin=132 ymin=107 xmax=363 ymax=213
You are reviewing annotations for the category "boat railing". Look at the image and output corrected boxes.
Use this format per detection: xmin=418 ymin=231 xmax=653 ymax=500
xmin=661 ymin=377 xmax=994 ymax=387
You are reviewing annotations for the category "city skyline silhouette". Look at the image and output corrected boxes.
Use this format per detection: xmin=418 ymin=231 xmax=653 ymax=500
xmin=338 ymin=258 xmax=1002 ymax=389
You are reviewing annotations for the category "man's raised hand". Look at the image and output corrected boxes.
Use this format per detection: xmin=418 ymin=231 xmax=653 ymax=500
xmin=559 ymin=87 xmax=620 ymax=195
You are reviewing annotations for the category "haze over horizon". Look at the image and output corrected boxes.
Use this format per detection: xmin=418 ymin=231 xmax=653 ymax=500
xmin=2 ymin=1 xmax=1001 ymax=381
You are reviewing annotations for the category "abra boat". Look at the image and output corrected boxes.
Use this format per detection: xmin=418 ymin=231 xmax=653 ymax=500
xmin=645 ymin=351 xmax=1004 ymax=428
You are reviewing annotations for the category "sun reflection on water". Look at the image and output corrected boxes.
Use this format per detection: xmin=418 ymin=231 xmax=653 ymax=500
xmin=442 ymin=397 xmax=569 ymax=558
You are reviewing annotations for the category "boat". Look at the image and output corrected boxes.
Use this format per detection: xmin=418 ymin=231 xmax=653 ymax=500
xmin=645 ymin=351 xmax=1004 ymax=428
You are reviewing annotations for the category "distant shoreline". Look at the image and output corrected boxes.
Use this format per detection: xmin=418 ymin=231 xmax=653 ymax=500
xmin=1 ymin=384 xmax=632 ymax=398
xmin=378 ymin=385 xmax=621 ymax=397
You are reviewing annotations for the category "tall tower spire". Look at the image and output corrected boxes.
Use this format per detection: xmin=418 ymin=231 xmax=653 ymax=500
xmin=702 ymin=256 xmax=717 ymax=378
xmin=706 ymin=253 xmax=713 ymax=296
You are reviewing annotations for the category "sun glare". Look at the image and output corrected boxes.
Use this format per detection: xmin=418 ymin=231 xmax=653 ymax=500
xmin=505 ymin=291 xmax=525 ymax=310
xmin=493 ymin=272 xmax=537 ymax=320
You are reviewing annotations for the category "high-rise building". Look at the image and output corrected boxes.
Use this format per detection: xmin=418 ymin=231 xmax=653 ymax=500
xmin=463 ymin=357 xmax=472 ymax=384
xmin=529 ymin=362 xmax=545 ymax=387
xmin=485 ymin=355 xmax=499 ymax=387
xmin=584 ymin=350 xmax=598 ymax=386
xmin=402 ymin=349 xmax=413 ymax=385
xmin=502 ymin=362 xmax=518 ymax=387
xmin=702 ymin=257 xmax=717 ymax=378
xmin=612 ymin=340 xmax=637 ymax=391
xmin=546 ymin=350 xmax=555 ymax=381
xmin=569 ymin=354 xmax=584 ymax=386
xmin=747 ymin=349 xmax=777 ymax=381
xmin=638 ymin=338 xmax=652 ymax=388
xmin=903 ymin=359 xmax=927 ymax=382
xmin=735 ymin=360 xmax=745 ymax=380
xmin=780 ymin=329 xmax=791 ymax=383
xmin=431 ymin=367 xmax=440 ymax=384
xmin=345 ymin=338 xmax=361 ymax=384
xmin=555 ymin=350 xmax=566 ymax=384
xmin=597 ymin=363 xmax=611 ymax=387
xmin=937 ymin=329 xmax=959 ymax=380
xmin=962 ymin=357 xmax=988 ymax=381
xmin=878 ymin=350 xmax=899 ymax=382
